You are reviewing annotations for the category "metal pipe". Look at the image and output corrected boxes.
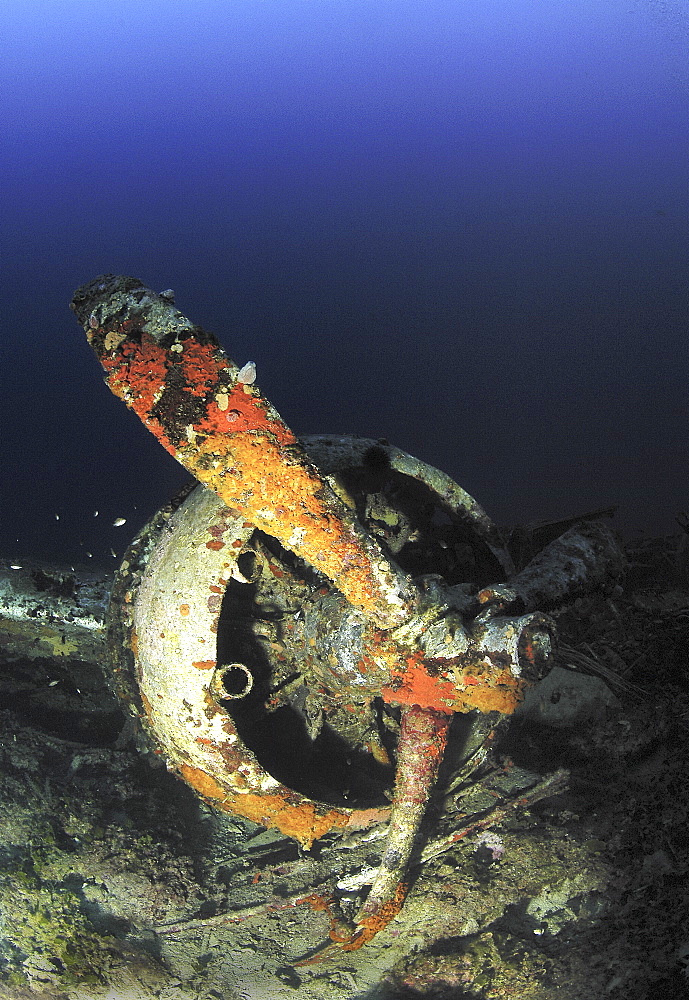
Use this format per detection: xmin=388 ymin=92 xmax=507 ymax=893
xmin=509 ymin=520 xmax=626 ymax=609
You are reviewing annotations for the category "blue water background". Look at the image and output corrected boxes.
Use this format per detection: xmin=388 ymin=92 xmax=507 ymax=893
xmin=1 ymin=0 xmax=687 ymax=568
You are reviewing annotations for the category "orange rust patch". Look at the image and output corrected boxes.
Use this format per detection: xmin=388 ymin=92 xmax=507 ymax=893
xmin=100 ymin=332 xmax=177 ymax=455
xmin=381 ymin=653 xmax=457 ymax=710
xmin=455 ymin=671 xmax=526 ymax=714
xmin=192 ymin=659 xmax=216 ymax=671
xmin=382 ymin=653 xmax=527 ymax=715
xmin=107 ymin=333 xmax=168 ymax=414
xmin=178 ymin=764 xmax=228 ymax=802
xmin=178 ymin=339 xmax=232 ymax=398
xmin=195 ymin=381 xmax=296 ymax=445
xmin=172 ymin=423 xmax=410 ymax=628
xmin=179 ymin=604 xmax=191 ymax=616
xmin=177 ymin=763 xmax=351 ymax=847
xmin=205 ymin=539 xmax=225 ymax=550
xmin=236 ymin=795 xmax=351 ymax=846
xmin=335 ymin=883 xmax=408 ymax=951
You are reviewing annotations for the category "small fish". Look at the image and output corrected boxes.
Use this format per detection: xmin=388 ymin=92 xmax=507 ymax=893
xmin=10 ymin=564 xmax=22 ymax=570
xmin=113 ymin=517 xmax=127 ymax=527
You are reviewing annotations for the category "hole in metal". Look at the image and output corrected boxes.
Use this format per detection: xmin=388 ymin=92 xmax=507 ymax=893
xmin=210 ymin=662 xmax=253 ymax=701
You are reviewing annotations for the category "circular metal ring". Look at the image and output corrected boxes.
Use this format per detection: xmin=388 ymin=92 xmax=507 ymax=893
xmin=106 ymin=437 xmax=511 ymax=847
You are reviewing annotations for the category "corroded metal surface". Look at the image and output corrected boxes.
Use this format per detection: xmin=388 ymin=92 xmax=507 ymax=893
xmin=301 ymin=435 xmax=514 ymax=577
xmin=350 ymin=705 xmax=451 ymax=946
xmin=71 ymin=276 xmax=419 ymax=631
xmin=119 ymin=481 xmax=386 ymax=848
xmin=105 ymin=437 xmax=543 ymax=849
xmin=510 ymin=520 xmax=627 ymax=607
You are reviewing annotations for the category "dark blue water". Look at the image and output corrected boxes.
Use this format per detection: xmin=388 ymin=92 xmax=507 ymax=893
xmin=1 ymin=0 xmax=687 ymax=569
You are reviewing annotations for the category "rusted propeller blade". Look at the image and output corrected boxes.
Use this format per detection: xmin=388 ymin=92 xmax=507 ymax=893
xmin=71 ymin=275 xmax=421 ymax=631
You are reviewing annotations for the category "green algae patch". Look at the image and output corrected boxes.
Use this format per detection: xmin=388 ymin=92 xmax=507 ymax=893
xmin=0 ymin=866 xmax=109 ymax=990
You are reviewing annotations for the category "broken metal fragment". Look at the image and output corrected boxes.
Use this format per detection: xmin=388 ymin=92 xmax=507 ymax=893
xmin=509 ymin=520 xmax=626 ymax=609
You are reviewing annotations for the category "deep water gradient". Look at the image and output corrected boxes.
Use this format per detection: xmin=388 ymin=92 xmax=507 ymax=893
xmin=1 ymin=0 xmax=687 ymax=569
